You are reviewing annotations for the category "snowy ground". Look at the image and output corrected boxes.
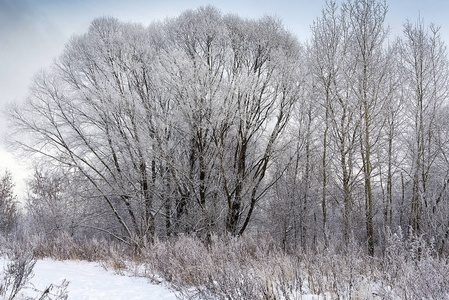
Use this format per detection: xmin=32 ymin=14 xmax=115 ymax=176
xmin=0 ymin=257 xmax=332 ymax=300
xmin=0 ymin=258 xmax=178 ymax=299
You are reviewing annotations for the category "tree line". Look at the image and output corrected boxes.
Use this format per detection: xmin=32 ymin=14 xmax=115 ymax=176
xmin=6 ymin=0 xmax=449 ymax=255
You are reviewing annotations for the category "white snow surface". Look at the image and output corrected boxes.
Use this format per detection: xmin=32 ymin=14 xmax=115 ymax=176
xmin=0 ymin=258 xmax=178 ymax=300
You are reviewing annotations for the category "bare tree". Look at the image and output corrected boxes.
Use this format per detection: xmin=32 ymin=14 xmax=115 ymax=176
xmin=309 ymin=0 xmax=343 ymax=246
xmin=310 ymin=0 xmax=363 ymax=246
xmin=9 ymin=7 xmax=302 ymax=243
xmin=0 ymin=170 xmax=18 ymax=235
xmin=25 ymin=168 xmax=104 ymax=238
xmin=219 ymin=15 xmax=302 ymax=236
xmin=9 ymin=18 xmax=161 ymax=247
xmin=343 ymin=0 xmax=391 ymax=255
xmin=400 ymin=19 xmax=449 ymax=240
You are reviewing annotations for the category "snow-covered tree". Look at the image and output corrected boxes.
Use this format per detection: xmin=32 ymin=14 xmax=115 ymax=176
xmin=9 ymin=7 xmax=302 ymax=244
xmin=0 ymin=170 xmax=18 ymax=235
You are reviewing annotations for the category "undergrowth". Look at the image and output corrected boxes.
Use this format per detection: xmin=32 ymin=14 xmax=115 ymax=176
xmin=1 ymin=231 xmax=448 ymax=299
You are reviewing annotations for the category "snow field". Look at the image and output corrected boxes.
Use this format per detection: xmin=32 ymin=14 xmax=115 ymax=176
xmin=1 ymin=258 xmax=178 ymax=300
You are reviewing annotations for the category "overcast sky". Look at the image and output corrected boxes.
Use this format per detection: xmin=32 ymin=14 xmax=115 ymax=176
xmin=1 ymin=0 xmax=449 ymax=196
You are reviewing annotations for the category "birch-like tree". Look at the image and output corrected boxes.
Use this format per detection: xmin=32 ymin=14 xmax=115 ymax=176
xmin=400 ymin=19 xmax=449 ymax=241
xmin=343 ymin=0 xmax=391 ymax=256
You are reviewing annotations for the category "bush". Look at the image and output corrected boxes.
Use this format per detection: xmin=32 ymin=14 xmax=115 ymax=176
xmin=2 ymin=229 xmax=449 ymax=299
xmin=379 ymin=229 xmax=449 ymax=299
xmin=0 ymin=248 xmax=36 ymax=299
xmin=142 ymin=235 xmax=304 ymax=299
xmin=25 ymin=233 xmax=127 ymax=262
xmin=140 ymin=232 xmax=449 ymax=300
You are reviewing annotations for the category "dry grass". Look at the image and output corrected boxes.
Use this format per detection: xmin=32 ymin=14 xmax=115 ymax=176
xmin=1 ymin=231 xmax=448 ymax=299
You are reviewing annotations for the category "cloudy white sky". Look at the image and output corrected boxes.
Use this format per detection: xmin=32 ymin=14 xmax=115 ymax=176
xmin=1 ymin=0 xmax=449 ymax=197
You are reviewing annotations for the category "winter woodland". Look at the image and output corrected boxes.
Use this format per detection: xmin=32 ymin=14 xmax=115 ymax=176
xmin=2 ymin=0 xmax=449 ymax=298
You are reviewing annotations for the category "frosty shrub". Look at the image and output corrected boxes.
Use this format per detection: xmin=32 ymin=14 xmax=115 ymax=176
xmin=144 ymin=235 xmax=305 ymax=299
xmin=35 ymin=279 xmax=69 ymax=300
xmin=302 ymin=239 xmax=375 ymax=299
xmin=0 ymin=248 xmax=36 ymax=300
xmin=2 ymin=228 xmax=448 ymax=299
xmin=140 ymin=232 xmax=449 ymax=300
xmin=0 ymin=238 xmax=70 ymax=300
xmin=26 ymin=232 xmax=127 ymax=262
xmin=0 ymin=247 xmax=70 ymax=300
xmin=378 ymin=229 xmax=449 ymax=299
